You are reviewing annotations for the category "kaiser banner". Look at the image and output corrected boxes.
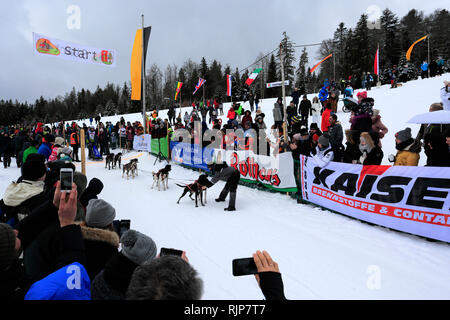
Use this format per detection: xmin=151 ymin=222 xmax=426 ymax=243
xmin=33 ymin=32 xmax=116 ymax=67
xmin=300 ymin=155 xmax=450 ymax=242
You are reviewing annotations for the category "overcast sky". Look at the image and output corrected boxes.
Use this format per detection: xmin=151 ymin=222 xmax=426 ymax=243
xmin=0 ymin=0 xmax=448 ymax=103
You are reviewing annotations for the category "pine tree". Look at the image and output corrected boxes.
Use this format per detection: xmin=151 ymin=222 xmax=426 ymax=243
xmin=295 ymin=47 xmax=308 ymax=94
xmin=266 ymin=54 xmax=279 ymax=97
xmin=353 ymin=14 xmax=371 ymax=80
xmin=381 ymin=8 xmax=401 ymax=67
xmin=277 ymin=32 xmax=296 ymax=93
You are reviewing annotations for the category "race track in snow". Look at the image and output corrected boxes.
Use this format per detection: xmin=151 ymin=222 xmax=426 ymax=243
xmin=2 ymin=74 xmax=449 ymax=299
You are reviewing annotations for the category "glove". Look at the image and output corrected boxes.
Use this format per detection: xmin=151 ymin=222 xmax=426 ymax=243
xmin=388 ymin=154 xmax=396 ymax=163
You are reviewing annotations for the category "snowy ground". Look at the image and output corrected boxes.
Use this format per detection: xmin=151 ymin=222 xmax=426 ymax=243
xmin=3 ymin=74 xmax=449 ymax=300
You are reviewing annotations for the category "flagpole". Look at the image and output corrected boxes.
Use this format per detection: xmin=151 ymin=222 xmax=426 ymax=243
xmin=427 ymin=35 xmax=431 ymax=78
xmin=141 ymin=14 xmax=146 ymax=134
xmin=279 ymin=42 xmax=287 ymax=141
xmin=377 ymin=44 xmax=381 ymax=88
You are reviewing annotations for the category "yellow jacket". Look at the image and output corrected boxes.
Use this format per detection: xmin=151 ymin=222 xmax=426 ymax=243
xmin=394 ymin=140 xmax=421 ymax=166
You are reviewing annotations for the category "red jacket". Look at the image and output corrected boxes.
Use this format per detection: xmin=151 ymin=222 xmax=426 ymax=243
xmin=227 ymin=108 xmax=236 ymax=120
xmin=321 ymin=108 xmax=332 ymax=132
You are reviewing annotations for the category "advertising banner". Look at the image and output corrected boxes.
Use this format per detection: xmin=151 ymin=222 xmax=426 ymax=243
xmin=133 ymin=134 xmax=151 ymax=151
xmin=266 ymin=80 xmax=290 ymax=89
xmin=170 ymin=142 xmax=214 ymax=171
xmin=300 ymin=155 xmax=450 ymax=242
xmin=216 ymin=149 xmax=297 ymax=192
xmin=33 ymin=32 xmax=116 ymax=67
xmin=151 ymin=137 xmax=169 ymax=158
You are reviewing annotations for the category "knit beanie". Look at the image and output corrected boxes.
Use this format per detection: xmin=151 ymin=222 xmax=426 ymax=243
xmin=120 ymin=230 xmax=157 ymax=266
xmin=395 ymin=128 xmax=412 ymax=143
xmin=0 ymin=223 xmax=17 ymax=271
xmin=73 ymin=171 xmax=87 ymax=197
xmin=21 ymin=153 xmax=47 ymax=181
xmin=85 ymin=199 xmax=116 ymax=228
xmin=55 ymin=137 xmax=65 ymax=146
xmin=318 ymin=135 xmax=329 ymax=148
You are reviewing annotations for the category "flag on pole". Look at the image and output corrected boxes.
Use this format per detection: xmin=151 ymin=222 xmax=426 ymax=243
xmin=406 ymin=35 xmax=428 ymax=61
xmin=130 ymin=27 xmax=151 ymax=101
xmin=244 ymin=68 xmax=262 ymax=86
xmin=310 ymin=54 xmax=333 ymax=74
xmin=193 ymin=78 xmax=206 ymax=95
xmin=174 ymin=82 xmax=183 ymax=101
xmin=226 ymin=75 xmax=233 ymax=96
xmin=374 ymin=46 xmax=379 ymax=75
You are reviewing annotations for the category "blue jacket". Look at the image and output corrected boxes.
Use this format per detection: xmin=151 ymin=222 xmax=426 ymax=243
xmin=25 ymin=262 xmax=91 ymax=300
xmin=319 ymin=87 xmax=329 ymax=102
xmin=421 ymin=63 xmax=428 ymax=71
xmin=37 ymin=142 xmax=52 ymax=160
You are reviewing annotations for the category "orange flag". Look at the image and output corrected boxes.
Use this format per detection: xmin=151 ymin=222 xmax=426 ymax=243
xmin=406 ymin=35 xmax=428 ymax=61
xmin=310 ymin=54 xmax=333 ymax=73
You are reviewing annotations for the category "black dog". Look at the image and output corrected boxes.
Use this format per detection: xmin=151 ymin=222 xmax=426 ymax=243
xmin=105 ymin=153 xmax=115 ymax=170
xmin=114 ymin=153 xmax=122 ymax=169
xmin=151 ymin=164 xmax=172 ymax=191
xmin=176 ymin=174 xmax=214 ymax=207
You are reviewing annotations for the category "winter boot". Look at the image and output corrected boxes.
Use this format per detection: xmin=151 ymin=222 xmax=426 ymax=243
xmin=215 ymin=188 xmax=229 ymax=202
xmin=224 ymin=192 xmax=236 ymax=211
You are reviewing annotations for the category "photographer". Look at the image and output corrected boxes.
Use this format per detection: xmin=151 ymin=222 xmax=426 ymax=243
xmin=252 ymin=250 xmax=286 ymax=300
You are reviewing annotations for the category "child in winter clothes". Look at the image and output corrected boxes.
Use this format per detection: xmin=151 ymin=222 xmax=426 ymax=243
xmin=390 ymin=128 xmax=421 ymax=166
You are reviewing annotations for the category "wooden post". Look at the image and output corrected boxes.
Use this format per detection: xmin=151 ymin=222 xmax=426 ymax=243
xmin=166 ymin=121 xmax=170 ymax=161
xmin=80 ymin=129 xmax=86 ymax=176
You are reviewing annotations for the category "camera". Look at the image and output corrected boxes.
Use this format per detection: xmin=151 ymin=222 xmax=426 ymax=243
xmin=113 ymin=219 xmax=130 ymax=237
xmin=232 ymin=258 xmax=258 ymax=276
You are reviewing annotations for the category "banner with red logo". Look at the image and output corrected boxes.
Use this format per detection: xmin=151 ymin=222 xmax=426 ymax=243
xmin=300 ymin=155 xmax=450 ymax=242
xmin=214 ymin=149 xmax=298 ymax=192
xmin=33 ymin=32 xmax=116 ymax=67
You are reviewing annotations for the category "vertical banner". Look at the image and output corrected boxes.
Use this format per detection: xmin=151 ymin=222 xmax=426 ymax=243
xmin=130 ymin=27 xmax=151 ymax=101
xmin=33 ymin=33 xmax=116 ymax=67
xmin=300 ymin=155 xmax=450 ymax=243
xmin=175 ymin=81 xmax=183 ymax=100
xmin=226 ymin=75 xmax=233 ymax=97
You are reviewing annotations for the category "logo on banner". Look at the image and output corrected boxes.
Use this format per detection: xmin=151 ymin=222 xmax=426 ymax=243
xmin=36 ymin=38 xmax=60 ymax=55
xmin=230 ymin=152 xmax=281 ymax=187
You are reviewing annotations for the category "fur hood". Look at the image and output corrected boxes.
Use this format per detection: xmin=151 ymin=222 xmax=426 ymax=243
xmin=79 ymin=224 xmax=119 ymax=247
xmin=3 ymin=180 xmax=45 ymax=207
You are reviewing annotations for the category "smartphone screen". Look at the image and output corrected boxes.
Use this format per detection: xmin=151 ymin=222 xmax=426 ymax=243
xmin=60 ymin=169 xmax=73 ymax=192
xmin=160 ymin=248 xmax=183 ymax=257
xmin=232 ymin=258 xmax=258 ymax=276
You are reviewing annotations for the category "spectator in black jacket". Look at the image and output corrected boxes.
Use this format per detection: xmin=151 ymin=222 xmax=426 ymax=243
xmin=91 ymin=230 xmax=158 ymax=300
xmin=328 ymin=114 xmax=344 ymax=162
xmin=343 ymin=130 xmax=361 ymax=164
xmin=358 ymin=132 xmax=384 ymax=165
xmin=291 ymin=88 xmax=301 ymax=109
xmin=1 ymin=183 xmax=85 ymax=300
xmin=299 ymin=95 xmax=312 ymax=125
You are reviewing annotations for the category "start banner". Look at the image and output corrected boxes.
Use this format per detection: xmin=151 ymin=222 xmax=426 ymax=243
xmin=300 ymin=155 xmax=450 ymax=242
xmin=33 ymin=32 xmax=116 ymax=67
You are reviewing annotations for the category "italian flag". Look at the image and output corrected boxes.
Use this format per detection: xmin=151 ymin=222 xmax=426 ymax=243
xmin=245 ymin=68 xmax=262 ymax=86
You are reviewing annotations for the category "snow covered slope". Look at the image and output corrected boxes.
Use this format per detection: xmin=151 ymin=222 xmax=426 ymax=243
xmin=4 ymin=74 xmax=447 ymax=300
